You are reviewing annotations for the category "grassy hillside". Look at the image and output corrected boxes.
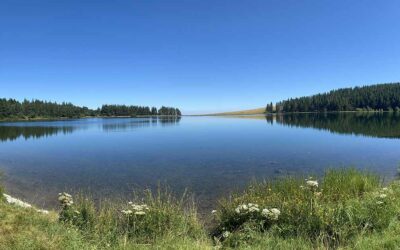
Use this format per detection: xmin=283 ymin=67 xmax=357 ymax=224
xmin=2 ymin=169 xmax=400 ymax=249
xmin=207 ymin=107 xmax=265 ymax=116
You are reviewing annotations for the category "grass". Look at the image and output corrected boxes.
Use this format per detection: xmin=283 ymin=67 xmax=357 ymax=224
xmin=0 ymin=188 xmax=211 ymax=250
xmin=2 ymin=169 xmax=400 ymax=249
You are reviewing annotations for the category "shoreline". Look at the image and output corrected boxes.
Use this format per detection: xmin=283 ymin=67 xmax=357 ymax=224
xmin=193 ymin=110 xmax=399 ymax=117
xmin=0 ymin=115 xmax=182 ymax=123
xmin=3 ymin=193 xmax=49 ymax=214
xmin=0 ymin=111 xmax=396 ymax=121
xmin=2 ymin=169 xmax=400 ymax=249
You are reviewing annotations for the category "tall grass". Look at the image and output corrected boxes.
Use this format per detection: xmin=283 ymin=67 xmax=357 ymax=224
xmin=2 ymin=168 xmax=400 ymax=249
xmin=212 ymin=168 xmax=399 ymax=248
xmin=0 ymin=171 xmax=4 ymax=202
xmin=57 ymin=187 xmax=209 ymax=248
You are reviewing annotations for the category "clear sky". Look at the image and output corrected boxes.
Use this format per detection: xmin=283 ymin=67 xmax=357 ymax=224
xmin=1 ymin=0 xmax=400 ymax=114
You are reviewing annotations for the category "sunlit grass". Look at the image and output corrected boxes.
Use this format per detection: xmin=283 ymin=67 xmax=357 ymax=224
xmin=212 ymin=168 xmax=400 ymax=248
xmin=2 ymin=168 xmax=400 ymax=249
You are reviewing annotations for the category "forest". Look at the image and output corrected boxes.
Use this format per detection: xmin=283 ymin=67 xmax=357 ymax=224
xmin=0 ymin=98 xmax=181 ymax=119
xmin=100 ymin=105 xmax=181 ymax=117
xmin=268 ymin=112 xmax=400 ymax=139
xmin=271 ymin=83 xmax=400 ymax=113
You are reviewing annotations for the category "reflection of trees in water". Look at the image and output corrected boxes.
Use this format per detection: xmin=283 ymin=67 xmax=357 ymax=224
xmin=268 ymin=113 xmax=400 ymax=139
xmin=0 ymin=118 xmax=182 ymax=141
xmin=158 ymin=116 xmax=181 ymax=126
xmin=100 ymin=117 xmax=181 ymax=131
xmin=102 ymin=119 xmax=153 ymax=132
xmin=0 ymin=126 xmax=74 ymax=142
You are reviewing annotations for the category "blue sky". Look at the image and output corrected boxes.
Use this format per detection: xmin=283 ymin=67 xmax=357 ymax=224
xmin=1 ymin=0 xmax=400 ymax=114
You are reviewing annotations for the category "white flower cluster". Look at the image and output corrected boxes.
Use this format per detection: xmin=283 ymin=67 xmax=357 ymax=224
xmin=261 ymin=208 xmax=281 ymax=220
xmin=235 ymin=203 xmax=281 ymax=221
xmin=58 ymin=192 xmax=74 ymax=207
xmin=222 ymin=231 xmax=231 ymax=238
xmin=121 ymin=202 xmax=149 ymax=216
xmin=376 ymin=187 xmax=391 ymax=204
xmin=235 ymin=203 xmax=260 ymax=214
xmin=306 ymin=179 xmax=319 ymax=188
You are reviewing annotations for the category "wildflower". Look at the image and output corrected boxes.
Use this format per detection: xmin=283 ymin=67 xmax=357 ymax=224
xmin=306 ymin=180 xmax=318 ymax=188
xmin=37 ymin=209 xmax=49 ymax=214
xmin=300 ymin=185 xmax=305 ymax=189
xmin=58 ymin=192 xmax=74 ymax=207
xmin=211 ymin=210 xmax=217 ymax=214
xmin=261 ymin=208 xmax=270 ymax=217
xmin=262 ymin=208 xmax=280 ymax=220
xmin=235 ymin=204 xmax=249 ymax=214
xmin=382 ymin=188 xmax=388 ymax=191
xmin=130 ymin=203 xmax=150 ymax=212
xmin=379 ymin=194 xmax=387 ymax=199
xmin=376 ymin=201 xmax=384 ymax=205
xmin=134 ymin=211 xmax=146 ymax=215
xmin=270 ymin=208 xmax=281 ymax=217
xmin=121 ymin=209 xmax=133 ymax=215
xmin=248 ymin=203 xmax=260 ymax=212
xmin=222 ymin=231 xmax=230 ymax=238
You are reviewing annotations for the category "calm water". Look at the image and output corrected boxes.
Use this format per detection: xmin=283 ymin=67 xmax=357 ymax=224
xmin=1 ymin=113 xmax=400 ymax=212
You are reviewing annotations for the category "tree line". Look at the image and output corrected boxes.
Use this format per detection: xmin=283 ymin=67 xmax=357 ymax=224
xmin=0 ymin=98 xmax=181 ymax=119
xmin=267 ymin=83 xmax=400 ymax=113
xmin=100 ymin=105 xmax=181 ymax=117
xmin=267 ymin=112 xmax=400 ymax=139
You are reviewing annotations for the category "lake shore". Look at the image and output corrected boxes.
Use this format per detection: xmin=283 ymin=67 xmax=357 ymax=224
xmin=0 ymin=115 xmax=182 ymax=122
xmin=2 ymin=168 xmax=400 ymax=249
xmin=0 ymin=110 xmax=396 ymax=121
xmin=193 ymin=110 xmax=399 ymax=117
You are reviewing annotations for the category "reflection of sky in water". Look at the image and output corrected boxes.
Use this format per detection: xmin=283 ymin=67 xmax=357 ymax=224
xmin=0 ymin=114 xmax=399 ymax=212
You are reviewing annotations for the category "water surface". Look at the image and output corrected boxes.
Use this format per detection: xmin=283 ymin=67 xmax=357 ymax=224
xmin=0 ymin=113 xmax=399 ymax=212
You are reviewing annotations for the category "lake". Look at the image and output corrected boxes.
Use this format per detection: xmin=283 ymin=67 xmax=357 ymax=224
xmin=1 ymin=113 xmax=400 ymax=212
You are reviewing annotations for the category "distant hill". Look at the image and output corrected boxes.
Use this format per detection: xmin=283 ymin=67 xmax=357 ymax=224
xmin=208 ymin=107 xmax=265 ymax=116
xmin=208 ymin=83 xmax=400 ymax=116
